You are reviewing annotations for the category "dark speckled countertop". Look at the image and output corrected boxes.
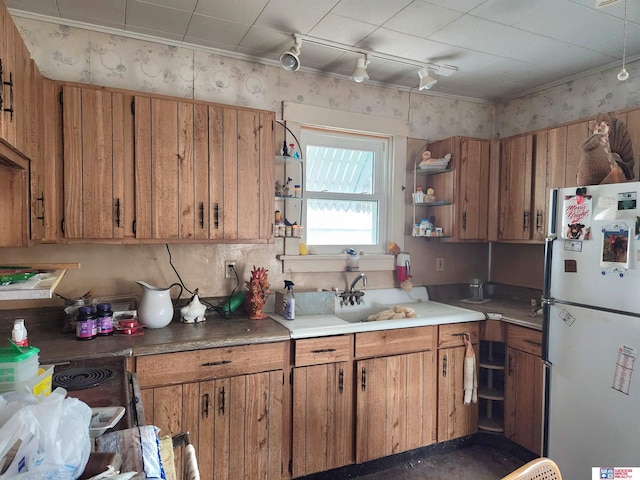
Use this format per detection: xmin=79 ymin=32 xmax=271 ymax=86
xmin=2 ymin=284 xmax=541 ymax=365
xmin=428 ymin=283 xmax=543 ymax=331
xmin=1 ymin=307 xmax=290 ymax=364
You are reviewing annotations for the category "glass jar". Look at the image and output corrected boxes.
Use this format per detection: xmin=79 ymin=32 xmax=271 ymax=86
xmin=96 ymin=303 xmax=114 ymax=336
xmin=76 ymin=306 xmax=97 ymax=340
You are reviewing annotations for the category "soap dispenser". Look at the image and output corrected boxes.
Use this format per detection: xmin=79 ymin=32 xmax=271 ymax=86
xmin=283 ymin=281 xmax=295 ymax=320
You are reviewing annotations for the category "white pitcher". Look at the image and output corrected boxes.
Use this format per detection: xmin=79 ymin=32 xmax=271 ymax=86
xmin=136 ymin=281 xmax=183 ymax=329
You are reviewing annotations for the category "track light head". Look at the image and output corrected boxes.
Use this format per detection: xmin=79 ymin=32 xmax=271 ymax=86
xmin=418 ymin=67 xmax=438 ymax=90
xmin=351 ymin=54 xmax=370 ymax=83
xmin=280 ymin=35 xmax=302 ymax=72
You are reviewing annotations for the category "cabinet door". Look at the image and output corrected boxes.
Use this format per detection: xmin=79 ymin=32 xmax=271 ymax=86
xmin=62 ymin=86 xmax=131 ymax=239
xmin=219 ymin=107 xmax=274 ymax=241
xmin=504 ymin=347 xmax=543 ymax=455
xmin=437 ymin=346 xmax=478 ymax=442
xmin=356 ymin=351 xmax=437 ymax=463
xmin=292 ymin=362 xmax=353 ymax=476
xmin=498 ymin=134 xmax=533 ymax=241
xmin=0 ymin=2 xmax=18 ymax=150
xmin=456 ymin=138 xmax=490 ymax=241
xmin=142 ymin=371 xmax=283 ymax=480
xmin=28 ymin=61 xmax=45 ymax=241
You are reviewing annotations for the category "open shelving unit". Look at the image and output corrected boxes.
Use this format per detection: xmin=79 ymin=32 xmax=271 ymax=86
xmin=478 ymin=340 xmax=506 ymax=433
xmin=411 ymin=158 xmax=454 ymax=239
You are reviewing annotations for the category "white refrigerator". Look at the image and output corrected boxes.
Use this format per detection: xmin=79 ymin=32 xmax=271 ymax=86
xmin=544 ymin=182 xmax=640 ymax=480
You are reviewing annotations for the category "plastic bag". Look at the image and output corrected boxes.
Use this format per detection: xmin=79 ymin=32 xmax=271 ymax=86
xmin=0 ymin=387 xmax=92 ymax=479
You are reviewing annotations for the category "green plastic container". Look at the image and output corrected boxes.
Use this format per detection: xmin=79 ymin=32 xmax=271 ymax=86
xmin=0 ymin=342 xmax=39 ymax=383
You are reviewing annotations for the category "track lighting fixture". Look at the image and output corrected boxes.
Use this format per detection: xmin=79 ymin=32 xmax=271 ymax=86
xmin=351 ymin=54 xmax=370 ymax=83
xmin=418 ymin=67 xmax=438 ymax=90
xmin=280 ymin=35 xmax=302 ymax=72
xmin=617 ymin=0 xmax=629 ymax=81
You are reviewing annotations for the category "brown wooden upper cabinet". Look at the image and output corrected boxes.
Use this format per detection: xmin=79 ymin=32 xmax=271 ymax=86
xmin=420 ymin=136 xmax=490 ymax=242
xmin=498 ymin=134 xmax=533 ymax=241
xmin=62 ymin=86 xmax=134 ymax=240
xmin=134 ymin=97 xmax=274 ymax=242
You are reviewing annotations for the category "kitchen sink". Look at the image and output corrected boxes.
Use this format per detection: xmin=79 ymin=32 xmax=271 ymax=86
xmin=270 ymin=287 xmax=486 ymax=338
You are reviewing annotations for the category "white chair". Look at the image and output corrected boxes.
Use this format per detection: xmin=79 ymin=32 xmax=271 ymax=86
xmin=501 ymin=457 xmax=562 ymax=480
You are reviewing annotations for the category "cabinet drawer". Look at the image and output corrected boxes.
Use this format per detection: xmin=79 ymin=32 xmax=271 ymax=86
xmin=507 ymin=324 xmax=542 ymax=356
xmin=294 ymin=335 xmax=353 ymax=366
xmin=355 ymin=326 xmax=436 ymax=359
xmin=136 ymin=341 xmax=287 ymax=388
xmin=438 ymin=322 xmax=479 ymax=348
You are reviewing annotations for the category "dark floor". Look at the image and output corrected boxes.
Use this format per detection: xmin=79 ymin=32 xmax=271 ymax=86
xmin=299 ymin=434 xmax=536 ymax=480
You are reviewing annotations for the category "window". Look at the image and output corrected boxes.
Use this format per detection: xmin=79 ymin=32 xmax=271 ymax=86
xmin=301 ymin=128 xmax=389 ymax=254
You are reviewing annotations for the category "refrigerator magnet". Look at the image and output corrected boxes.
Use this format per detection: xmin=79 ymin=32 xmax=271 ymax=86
xmin=600 ymin=226 xmax=630 ymax=269
xmin=562 ymin=195 xmax=592 ymax=240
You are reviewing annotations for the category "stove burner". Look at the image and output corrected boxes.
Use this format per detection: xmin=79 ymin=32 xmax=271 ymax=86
xmin=53 ymin=367 xmax=119 ymax=391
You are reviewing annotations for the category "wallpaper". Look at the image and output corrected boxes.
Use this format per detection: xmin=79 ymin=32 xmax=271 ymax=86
xmin=15 ymin=17 xmax=494 ymax=142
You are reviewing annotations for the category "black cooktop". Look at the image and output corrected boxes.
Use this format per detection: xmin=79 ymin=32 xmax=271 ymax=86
xmin=53 ymin=366 xmax=119 ymax=391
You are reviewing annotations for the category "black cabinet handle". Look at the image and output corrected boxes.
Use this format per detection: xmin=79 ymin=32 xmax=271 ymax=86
xmin=115 ymin=198 xmax=121 ymax=228
xmin=536 ymin=210 xmax=542 ymax=231
xmin=199 ymin=202 xmax=204 ymax=229
xmin=0 ymin=60 xmax=3 ymax=114
xmin=3 ymin=71 xmax=13 ymax=121
xmin=442 ymin=354 xmax=448 ymax=377
xmin=219 ymin=386 xmax=226 ymax=415
xmin=339 ymin=368 xmax=344 ymax=394
xmin=523 ymin=211 xmax=529 ymax=230
xmin=214 ymin=203 xmax=219 ymax=229
xmin=201 ymin=360 xmax=231 ymax=367
xmin=361 ymin=366 xmax=366 ymax=391
xmin=462 ymin=211 xmax=467 ymax=230
xmin=36 ymin=192 xmax=45 ymax=224
xmin=311 ymin=348 xmax=336 ymax=354
xmin=203 ymin=393 xmax=210 ymax=418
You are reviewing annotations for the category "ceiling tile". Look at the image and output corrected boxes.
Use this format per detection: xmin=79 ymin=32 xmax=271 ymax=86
xmin=125 ymin=24 xmax=185 ymax=42
xmin=423 ymin=0 xmax=489 ymax=14
xmin=58 ymin=0 xmax=125 ymax=24
xmin=331 ymin=0 xmax=413 ymax=26
xmin=135 ymin=0 xmax=198 ymax=12
xmin=194 ymin=0 xmax=268 ymax=24
xmin=360 ymin=28 xmax=424 ymax=56
xmin=5 ymin=0 xmax=59 ymax=16
xmin=254 ymin=0 xmax=331 ymax=34
xmin=125 ymin=1 xmax=191 ymax=35
xmin=384 ymin=2 xmax=462 ymax=38
xmin=239 ymin=26 xmax=294 ymax=56
xmin=185 ymin=14 xmax=251 ymax=47
xmin=429 ymin=15 xmax=547 ymax=56
xmin=308 ymin=13 xmax=378 ymax=46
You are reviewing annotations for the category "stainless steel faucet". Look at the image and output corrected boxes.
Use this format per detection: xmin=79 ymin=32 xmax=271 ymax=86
xmin=349 ymin=273 xmax=368 ymax=292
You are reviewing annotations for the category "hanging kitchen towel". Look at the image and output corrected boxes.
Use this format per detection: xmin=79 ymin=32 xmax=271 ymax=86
xmin=463 ymin=333 xmax=478 ymax=405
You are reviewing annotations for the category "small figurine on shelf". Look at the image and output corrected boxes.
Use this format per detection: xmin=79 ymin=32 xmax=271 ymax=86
xmin=275 ymin=180 xmax=284 ymax=197
xmin=282 ymin=177 xmax=292 ymax=197
xmin=282 ymin=140 xmax=289 ymax=156
xmin=419 ymin=150 xmax=432 ymax=168
xmin=275 ymin=210 xmax=283 ymax=225
xmin=425 ymin=187 xmax=436 ymax=203
xmin=289 ymin=143 xmax=300 ymax=158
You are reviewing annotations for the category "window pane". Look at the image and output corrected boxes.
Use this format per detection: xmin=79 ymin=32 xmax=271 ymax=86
xmin=306 ymin=146 xmax=374 ymax=194
xmin=306 ymin=199 xmax=378 ymax=245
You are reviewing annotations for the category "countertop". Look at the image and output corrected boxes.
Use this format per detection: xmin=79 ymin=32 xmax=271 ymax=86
xmin=26 ymin=314 xmax=291 ymax=364
xmin=5 ymin=283 xmax=541 ymax=364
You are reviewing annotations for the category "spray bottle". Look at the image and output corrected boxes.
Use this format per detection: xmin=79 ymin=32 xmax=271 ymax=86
xmin=12 ymin=319 xmax=28 ymax=346
xmin=283 ymin=280 xmax=295 ymax=320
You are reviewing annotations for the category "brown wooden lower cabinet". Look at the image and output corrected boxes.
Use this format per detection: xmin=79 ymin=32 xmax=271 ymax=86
xmin=355 ymin=350 xmax=437 ymax=463
xmin=353 ymin=326 xmax=438 ymax=464
xmin=136 ymin=342 xmax=287 ymax=480
xmin=504 ymin=346 xmax=544 ymax=455
xmin=437 ymin=322 xmax=479 ymax=442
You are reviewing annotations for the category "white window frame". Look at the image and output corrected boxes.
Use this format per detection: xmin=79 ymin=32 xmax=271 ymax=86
xmin=301 ymin=128 xmax=389 ymax=255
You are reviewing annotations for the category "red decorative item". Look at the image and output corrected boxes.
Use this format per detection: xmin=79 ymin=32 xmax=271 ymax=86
xmin=245 ymin=266 xmax=270 ymax=320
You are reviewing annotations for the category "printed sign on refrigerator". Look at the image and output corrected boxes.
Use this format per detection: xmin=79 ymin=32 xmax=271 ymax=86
xmin=562 ymin=195 xmax=592 ymax=240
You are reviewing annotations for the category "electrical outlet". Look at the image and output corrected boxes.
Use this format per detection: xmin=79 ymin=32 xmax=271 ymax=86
xmin=436 ymin=257 xmax=444 ymax=272
xmin=225 ymin=261 xmax=237 ymax=279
